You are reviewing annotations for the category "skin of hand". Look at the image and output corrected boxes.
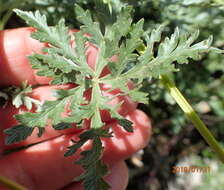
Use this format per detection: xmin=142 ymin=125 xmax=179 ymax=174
xmin=0 ymin=27 xmax=152 ymax=190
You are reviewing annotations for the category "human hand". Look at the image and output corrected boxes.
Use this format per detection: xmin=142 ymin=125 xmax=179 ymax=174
xmin=0 ymin=27 xmax=152 ymax=190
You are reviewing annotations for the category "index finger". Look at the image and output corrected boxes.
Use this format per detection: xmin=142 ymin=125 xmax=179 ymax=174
xmin=0 ymin=27 xmax=50 ymax=86
xmin=0 ymin=27 xmax=99 ymax=86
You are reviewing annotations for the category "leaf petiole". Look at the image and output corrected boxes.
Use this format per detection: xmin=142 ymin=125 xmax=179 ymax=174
xmin=160 ymin=74 xmax=224 ymax=163
xmin=0 ymin=175 xmax=28 ymax=190
xmin=0 ymin=9 xmax=13 ymax=30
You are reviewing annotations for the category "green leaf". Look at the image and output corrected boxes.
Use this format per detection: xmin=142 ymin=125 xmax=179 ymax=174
xmin=12 ymin=5 xmax=223 ymax=190
xmin=66 ymin=129 xmax=111 ymax=190
xmin=15 ymin=98 xmax=69 ymax=128
xmin=33 ymin=53 xmax=78 ymax=74
xmin=53 ymin=123 xmax=73 ymax=130
xmin=157 ymin=28 xmax=214 ymax=64
xmin=94 ymin=40 xmax=107 ymax=77
xmin=138 ymin=24 xmax=165 ymax=63
xmin=3 ymin=81 xmax=42 ymax=111
xmin=0 ymin=91 xmax=8 ymax=107
xmin=104 ymin=6 xmax=133 ymax=58
xmin=74 ymin=4 xmax=103 ymax=46
xmin=4 ymin=125 xmax=45 ymax=145
xmin=100 ymin=102 xmax=134 ymax=132
xmin=14 ymin=9 xmax=89 ymax=85
xmin=73 ymin=31 xmax=94 ymax=76
xmin=15 ymin=9 xmax=71 ymax=54
xmin=127 ymin=88 xmax=148 ymax=104
xmin=90 ymin=84 xmax=105 ymax=129
xmin=115 ymin=26 xmax=216 ymax=81
xmin=118 ymin=119 xmax=133 ymax=132
xmin=4 ymin=125 xmax=34 ymax=145
xmin=14 ymin=86 xmax=88 ymax=130
xmin=110 ymin=19 xmax=145 ymax=77
xmin=37 ymin=128 xmax=45 ymax=137
xmin=14 ymin=9 xmax=48 ymax=32
xmin=76 ymin=139 xmax=110 ymax=190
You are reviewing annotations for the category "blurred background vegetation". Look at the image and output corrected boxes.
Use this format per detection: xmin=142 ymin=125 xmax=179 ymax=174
xmin=0 ymin=0 xmax=224 ymax=189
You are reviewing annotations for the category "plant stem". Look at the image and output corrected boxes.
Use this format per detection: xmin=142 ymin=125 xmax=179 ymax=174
xmin=0 ymin=10 xmax=13 ymax=30
xmin=160 ymin=74 xmax=224 ymax=163
xmin=0 ymin=175 xmax=28 ymax=190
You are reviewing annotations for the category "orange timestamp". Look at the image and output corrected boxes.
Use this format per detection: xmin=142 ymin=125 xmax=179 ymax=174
xmin=172 ymin=166 xmax=211 ymax=173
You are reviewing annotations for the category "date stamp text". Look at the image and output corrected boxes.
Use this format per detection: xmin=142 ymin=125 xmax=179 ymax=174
xmin=172 ymin=166 xmax=211 ymax=173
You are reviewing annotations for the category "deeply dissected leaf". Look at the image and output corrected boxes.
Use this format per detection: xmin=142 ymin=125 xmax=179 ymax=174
xmin=52 ymin=123 xmax=73 ymax=130
xmin=65 ymin=129 xmax=112 ymax=190
xmin=5 ymin=125 xmax=33 ymax=144
xmin=2 ymin=82 xmax=42 ymax=111
xmin=75 ymin=4 xmax=103 ymax=46
xmin=5 ymin=5 xmax=221 ymax=190
xmin=15 ymin=98 xmax=69 ymax=127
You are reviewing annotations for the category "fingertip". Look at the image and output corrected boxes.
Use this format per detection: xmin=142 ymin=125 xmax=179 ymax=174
xmin=103 ymin=109 xmax=152 ymax=162
xmin=107 ymin=161 xmax=129 ymax=190
xmin=62 ymin=161 xmax=128 ymax=190
xmin=0 ymin=27 xmax=49 ymax=86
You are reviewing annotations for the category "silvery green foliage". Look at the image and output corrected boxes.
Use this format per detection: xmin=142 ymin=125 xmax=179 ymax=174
xmin=4 ymin=4 xmax=220 ymax=190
